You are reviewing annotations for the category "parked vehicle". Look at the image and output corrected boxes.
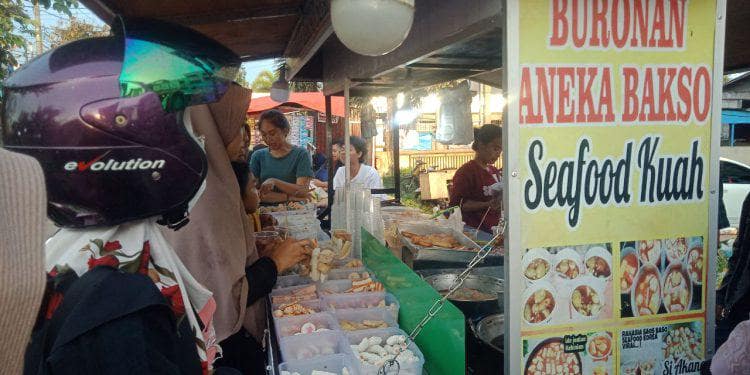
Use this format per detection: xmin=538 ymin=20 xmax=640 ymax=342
xmin=721 ymin=157 xmax=750 ymax=228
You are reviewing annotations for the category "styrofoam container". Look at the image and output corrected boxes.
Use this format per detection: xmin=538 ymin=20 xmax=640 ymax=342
xmin=322 ymin=292 xmax=399 ymax=320
xmin=346 ymin=327 xmax=425 ymax=375
xmin=279 ymin=330 xmax=353 ymax=362
xmin=278 ymin=354 xmax=361 ymax=375
xmin=274 ymin=312 xmax=339 ymax=338
xmin=333 ymin=308 xmax=398 ymax=332
xmin=275 ymin=275 xmax=314 ymax=289
xmin=272 ymin=299 xmax=322 ymax=318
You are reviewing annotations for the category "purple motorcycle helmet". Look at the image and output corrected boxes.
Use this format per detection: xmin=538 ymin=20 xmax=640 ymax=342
xmin=1 ymin=18 xmax=241 ymax=228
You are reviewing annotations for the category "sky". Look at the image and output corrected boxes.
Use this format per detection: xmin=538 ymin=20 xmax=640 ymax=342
xmin=15 ymin=1 xmax=277 ymax=84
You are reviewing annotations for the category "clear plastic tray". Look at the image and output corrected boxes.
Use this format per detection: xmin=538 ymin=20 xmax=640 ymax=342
xmin=398 ymin=222 xmax=479 ymax=252
xmin=278 ymin=354 xmax=361 ymax=375
xmin=333 ymin=308 xmax=398 ymax=332
xmin=279 ymin=330 xmax=353 ymax=362
xmin=274 ymin=312 xmax=340 ymax=338
xmin=270 ymin=284 xmax=319 ymax=305
xmin=318 ymin=278 xmax=383 ymax=296
xmin=272 ymin=299 xmax=322 ymax=318
xmin=326 ymin=268 xmax=372 ymax=281
xmin=275 ymin=275 xmax=314 ymax=290
xmin=321 ymin=292 xmax=399 ymax=320
xmin=346 ymin=327 xmax=425 ymax=375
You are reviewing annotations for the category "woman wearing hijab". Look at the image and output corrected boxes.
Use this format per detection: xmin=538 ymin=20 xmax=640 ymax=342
xmin=0 ymin=149 xmax=46 ymax=374
xmin=4 ymin=22 xmax=231 ymax=374
xmin=163 ymin=84 xmax=311 ymax=374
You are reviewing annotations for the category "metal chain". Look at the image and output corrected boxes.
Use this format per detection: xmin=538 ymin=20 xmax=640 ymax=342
xmin=377 ymin=221 xmax=506 ymax=375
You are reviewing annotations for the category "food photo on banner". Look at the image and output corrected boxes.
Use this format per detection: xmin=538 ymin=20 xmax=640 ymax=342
xmin=523 ymin=330 xmax=614 ymax=375
xmin=521 ymin=243 xmax=613 ymax=327
xmin=620 ymin=237 xmax=705 ymax=318
xmin=619 ymin=320 xmax=704 ymax=375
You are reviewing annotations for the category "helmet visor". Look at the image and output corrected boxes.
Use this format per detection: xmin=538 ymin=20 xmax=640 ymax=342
xmin=116 ymin=17 xmax=241 ymax=112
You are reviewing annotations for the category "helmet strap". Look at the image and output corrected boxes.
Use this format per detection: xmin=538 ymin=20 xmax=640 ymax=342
xmin=157 ymin=203 xmax=190 ymax=230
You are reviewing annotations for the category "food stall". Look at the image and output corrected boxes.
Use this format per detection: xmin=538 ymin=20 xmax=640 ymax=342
xmin=76 ymin=0 xmax=748 ymax=373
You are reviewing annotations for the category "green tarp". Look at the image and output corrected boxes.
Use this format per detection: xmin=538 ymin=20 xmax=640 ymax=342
xmin=361 ymin=230 xmax=465 ymax=375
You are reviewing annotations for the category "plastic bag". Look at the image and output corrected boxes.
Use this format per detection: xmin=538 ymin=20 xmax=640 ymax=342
xmin=436 ymin=81 xmax=473 ymax=145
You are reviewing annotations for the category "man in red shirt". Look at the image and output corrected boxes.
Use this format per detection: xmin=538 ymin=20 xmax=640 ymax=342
xmin=449 ymin=124 xmax=503 ymax=233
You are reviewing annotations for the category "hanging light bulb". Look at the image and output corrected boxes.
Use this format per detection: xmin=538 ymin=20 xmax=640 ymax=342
xmin=270 ymin=65 xmax=290 ymax=102
xmin=331 ymin=0 xmax=415 ymax=56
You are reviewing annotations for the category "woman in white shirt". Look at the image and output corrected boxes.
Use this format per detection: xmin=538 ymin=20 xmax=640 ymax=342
xmin=333 ymin=136 xmax=385 ymax=199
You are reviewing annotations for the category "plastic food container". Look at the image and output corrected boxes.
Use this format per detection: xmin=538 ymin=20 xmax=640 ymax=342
xmin=345 ymin=327 xmax=424 ymax=375
xmin=278 ymin=354 xmax=361 ymax=375
xmin=272 ymin=299 xmax=322 ymax=318
xmin=333 ymin=308 xmax=398 ymax=332
xmin=326 ymin=268 xmax=372 ymax=281
xmin=270 ymin=284 xmax=319 ymax=304
xmin=279 ymin=331 xmax=353 ymax=362
xmin=274 ymin=312 xmax=339 ymax=338
xmin=275 ymin=275 xmax=314 ymax=290
xmin=319 ymin=278 xmax=383 ymax=296
xmin=321 ymin=292 xmax=399 ymax=320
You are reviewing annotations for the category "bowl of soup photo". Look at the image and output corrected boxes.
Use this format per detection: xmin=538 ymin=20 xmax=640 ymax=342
xmin=522 ymin=281 xmax=557 ymax=326
xmin=585 ymin=246 xmax=612 ymax=280
xmin=523 ymin=248 xmax=552 ymax=283
xmin=620 ymin=247 xmax=639 ymax=294
xmin=631 ymin=264 xmax=662 ymax=316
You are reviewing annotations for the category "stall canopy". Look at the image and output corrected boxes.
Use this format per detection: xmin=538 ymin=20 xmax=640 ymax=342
xmin=247 ymin=92 xmax=345 ymax=117
xmin=722 ymin=109 xmax=750 ymax=124
xmin=80 ymin=0 xmax=750 ymax=91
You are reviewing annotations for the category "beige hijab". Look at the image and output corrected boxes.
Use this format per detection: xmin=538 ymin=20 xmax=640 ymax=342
xmin=0 ymin=149 xmax=46 ymax=373
xmin=162 ymin=84 xmax=265 ymax=342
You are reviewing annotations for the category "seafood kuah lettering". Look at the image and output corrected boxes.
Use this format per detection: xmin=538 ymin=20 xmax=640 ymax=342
xmin=524 ymin=136 xmax=704 ymax=228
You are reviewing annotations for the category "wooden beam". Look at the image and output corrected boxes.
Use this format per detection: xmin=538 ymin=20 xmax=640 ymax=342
xmin=406 ymin=62 xmax=496 ymax=72
xmin=284 ymin=0 xmax=331 ymax=79
xmin=166 ymin=5 xmax=302 ymax=25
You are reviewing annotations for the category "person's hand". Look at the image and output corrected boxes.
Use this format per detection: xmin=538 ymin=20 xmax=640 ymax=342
xmin=268 ymin=238 xmax=313 ymax=273
xmin=291 ymin=187 xmax=315 ymax=202
xmin=259 ymin=178 xmax=277 ymax=195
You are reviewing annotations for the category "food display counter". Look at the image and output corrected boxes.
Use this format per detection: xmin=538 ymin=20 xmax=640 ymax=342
xmin=263 ymin=227 xmax=465 ymax=375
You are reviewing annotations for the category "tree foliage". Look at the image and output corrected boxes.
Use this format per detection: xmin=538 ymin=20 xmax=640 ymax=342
xmin=251 ymin=69 xmax=277 ymax=92
xmin=0 ymin=0 xmax=32 ymax=79
xmin=1 ymin=0 xmax=80 ymax=80
xmin=235 ymin=65 xmax=250 ymax=88
xmin=48 ymin=17 xmax=109 ymax=48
